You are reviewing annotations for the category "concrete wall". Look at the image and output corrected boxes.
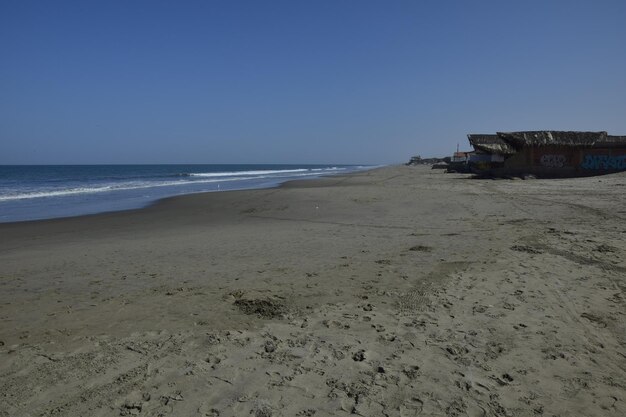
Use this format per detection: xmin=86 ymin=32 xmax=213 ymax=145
xmin=481 ymin=146 xmax=626 ymax=177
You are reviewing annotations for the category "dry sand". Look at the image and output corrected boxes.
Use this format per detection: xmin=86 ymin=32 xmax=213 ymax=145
xmin=1 ymin=165 xmax=625 ymax=416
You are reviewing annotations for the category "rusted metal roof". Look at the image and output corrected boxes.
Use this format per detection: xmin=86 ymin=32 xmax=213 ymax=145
xmin=467 ymin=134 xmax=517 ymax=155
xmin=497 ymin=131 xmax=607 ymax=147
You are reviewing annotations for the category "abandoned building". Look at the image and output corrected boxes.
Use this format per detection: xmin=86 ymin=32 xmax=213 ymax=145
xmin=466 ymin=131 xmax=626 ymax=177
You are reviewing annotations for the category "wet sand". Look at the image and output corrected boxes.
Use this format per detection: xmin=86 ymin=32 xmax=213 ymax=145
xmin=1 ymin=165 xmax=625 ymax=416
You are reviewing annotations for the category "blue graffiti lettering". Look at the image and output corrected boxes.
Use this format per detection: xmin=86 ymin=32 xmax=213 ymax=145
xmin=581 ymin=155 xmax=626 ymax=170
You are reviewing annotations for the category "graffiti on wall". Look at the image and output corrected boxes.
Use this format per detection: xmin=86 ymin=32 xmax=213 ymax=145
xmin=581 ymin=154 xmax=626 ymax=170
xmin=540 ymin=154 xmax=567 ymax=168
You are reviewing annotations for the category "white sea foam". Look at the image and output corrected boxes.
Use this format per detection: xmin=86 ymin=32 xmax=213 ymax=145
xmin=0 ymin=166 xmax=360 ymax=202
xmin=311 ymin=167 xmax=343 ymax=172
xmin=0 ymin=186 xmax=117 ymax=201
xmin=0 ymin=177 xmax=244 ymax=201
xmin=190 ymin=168 xmax=309 ymax=177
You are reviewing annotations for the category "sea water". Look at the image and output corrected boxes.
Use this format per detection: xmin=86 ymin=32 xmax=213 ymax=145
xmin=0 ymin=164 xmax=374 ymax=223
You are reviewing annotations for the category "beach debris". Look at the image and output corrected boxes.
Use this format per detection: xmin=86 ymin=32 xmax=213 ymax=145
xmin=352 ymin=350 xmax=366 ymax=362
xmin=230 ymin=291 xmax=288 ymax=319
xmin=490 ymin=374 xmax=514 ymax=386
xmin=510 ymin=245 xmax=543 ymax=254
xmin=264 ymin=340 xmax=276 ymax=353
xmin=234 ymin=298 xmax=286 ymax=318
xmin=409 ymin=245 xmax=433 ymax=252
xmin=119 ymin=402 xmax=142 ymax=416
xmin=502 ymin=373 xmax=514 ymax=383
xmin=445 ymin=344 xmax=469 ymax=356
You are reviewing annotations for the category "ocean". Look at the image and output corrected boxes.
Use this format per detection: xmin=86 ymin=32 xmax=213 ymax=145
xmin=0 ymin=164 xmax=374 ymax=223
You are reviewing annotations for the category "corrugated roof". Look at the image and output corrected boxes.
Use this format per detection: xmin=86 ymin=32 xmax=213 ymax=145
xmin=598 ymin=135 xmax=626 ymax=148
xmin=497 ymin=131 xmax=607 ymax=147
xmin=467 ymin=131 xmax=626 ymax=155
xmin=467 ymin=134 xmax=517 ymax=155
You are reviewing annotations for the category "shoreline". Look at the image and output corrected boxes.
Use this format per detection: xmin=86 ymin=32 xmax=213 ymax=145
xmin=0 ymin=165 xmax=384 ymax=226
xmin=1 ymin=165 xmax=624 ymax=416
xmin=0 ymin=167 xmax=387 ymax=252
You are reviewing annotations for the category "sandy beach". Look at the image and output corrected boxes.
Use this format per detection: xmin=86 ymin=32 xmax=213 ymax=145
xmin=1 ymin=165 xmax=625 ymax=416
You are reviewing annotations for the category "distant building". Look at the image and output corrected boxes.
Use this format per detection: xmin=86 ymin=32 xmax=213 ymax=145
xmin=406 ymin=155 xmax=448 ymax=166
xmin=451 ymin=151 xmax=470 ymax=162
xmin=467 ymin=131 xmax=626 ymax=177
xmin=446 ymin=151 xmax=473 ymax=173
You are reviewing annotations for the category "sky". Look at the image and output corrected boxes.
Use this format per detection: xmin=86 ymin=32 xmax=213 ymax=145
xmin=1 ymin=0 xmax=625 ymax=165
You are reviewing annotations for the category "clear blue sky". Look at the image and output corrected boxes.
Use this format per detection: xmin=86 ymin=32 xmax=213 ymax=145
xmin=1 ymin=0 xmax=625 ymax=164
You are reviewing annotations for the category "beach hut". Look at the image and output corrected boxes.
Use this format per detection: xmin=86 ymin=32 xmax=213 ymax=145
xmin=466 ymin=131 xmax=626 ymax=177
xmin=466 ymin=134 xmax=510 ymax=173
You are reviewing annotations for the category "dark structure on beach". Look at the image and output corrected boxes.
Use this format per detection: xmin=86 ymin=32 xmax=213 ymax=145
xmin=406 ymin=155 xmax=448 ymax=166
xmin=466 ymin=131 xmax=626 ymax=178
